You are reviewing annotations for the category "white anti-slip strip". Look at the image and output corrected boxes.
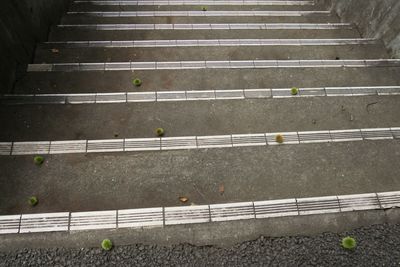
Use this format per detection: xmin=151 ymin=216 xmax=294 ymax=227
xmin=44 ymin=38 xmax=377 ymax=48
xmin=67 ymin=10 xmax=330 ymax=16
xmin=27 ymin=59 xmax=400 ymax=72
xmin=57 ymin=23 xmax=352 ymax=30
xmin=2 ymin=86 xmax=399 ymax=105
xmin=0 ymin=127 xmax=399 ymax=156
xmin=73 ymin=0 xmax=314 ymax=6
xmin=0 ymin=191 xmax=399 ymax=234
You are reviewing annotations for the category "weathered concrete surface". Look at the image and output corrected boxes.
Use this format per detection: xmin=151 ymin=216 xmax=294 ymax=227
xmin=319 ymin=0 xmax=400 ymax=58
xmin=69 ymin=3 xmax=323 ymax=12
xmin=61 ymin=14 xmax=339 ymax=24
xmin=49 ymin=28 xmax=360 ymax=42
xmin=35 ymin=44 xmax=387 ymax=63
xmin=1 ymin=140 xmax=400 ymax=215
xmin=0 ymin=0 xmax=69 ymax=93
xmin=1 ymin=96 xmax=400 ymax=141
xmin=14 ymin=67 xmax=400 ymax=94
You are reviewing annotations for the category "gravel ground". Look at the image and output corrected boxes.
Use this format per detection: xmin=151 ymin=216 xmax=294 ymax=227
xmin=1 ymin=223 xmax=400 ymax=266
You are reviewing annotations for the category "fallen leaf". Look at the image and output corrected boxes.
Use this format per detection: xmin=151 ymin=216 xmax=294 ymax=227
xmin=219 ymin=184 xmax=225 ymax=195
xmin=51 ymin=48 xmax=59 ymax=53
xmin=179 ymin=196 xmax=188 ymax=203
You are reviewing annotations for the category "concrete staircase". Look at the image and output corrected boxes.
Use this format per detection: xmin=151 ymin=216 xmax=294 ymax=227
xmin=0 ymin=0 xmax=400 ymax=243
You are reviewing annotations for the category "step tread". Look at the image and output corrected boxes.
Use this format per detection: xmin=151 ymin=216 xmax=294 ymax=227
xmin=1 ymin=96 xmax=400 ymax=141
xmin=49 ymin=27 xmax=359 ymax=41
xmin=0 ymin=141 xmax=399 ymax=214
xmin=14 ymin=67 xmax=400 ymax=94
xmin=34 ymin=42 xmax=386 ymax=63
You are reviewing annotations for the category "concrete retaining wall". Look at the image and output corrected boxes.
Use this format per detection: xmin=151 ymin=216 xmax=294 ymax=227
xmin=0 ymin=0 xmax=69 ymax=93
xmin=321 ymin=0 xmax=400 ymax=58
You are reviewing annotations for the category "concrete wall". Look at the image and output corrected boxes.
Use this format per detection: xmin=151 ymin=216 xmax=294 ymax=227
xmin=0 ymin=0 xmax=69 ymax=93
xmin=320 ymin=0 xmax=400 ymax=58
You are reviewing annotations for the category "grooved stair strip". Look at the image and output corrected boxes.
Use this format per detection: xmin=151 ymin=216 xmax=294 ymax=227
xmin=43 ymin=38 xmax=378 ymax=48
xmin=2 ymin=86 xmax=399 ymax=105
xmin=67 ymin=10 xmax=331 ymax=17
xmin=57 ymin=23 xmax=353 ymax=30
xmin=1 ymin=191 xmax=400 ymax=235
xmin=0 ymin=127 xmax=399 ymax=156
xmin=73 ymin=0 xmax=315 ymax=6
xmin=27 ymin=59 xmax=400 ymax=72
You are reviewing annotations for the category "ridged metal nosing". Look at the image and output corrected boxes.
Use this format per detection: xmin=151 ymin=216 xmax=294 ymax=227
xmin=165 ymin=205 xmax=210 ymax=225
xmin=73 ymin=0 xmax=315 ymax=6
xmin=56 ymin=23 xmax=353 ymax=31
xmin=118 ymin=207 xmax=164 ymax=228
xmin=1 ymin=127 xmax=399 ymax=156
xmin=2 ymin=191 xmax=400 ymax=235
xmin=19 ymin=213 xmax=70 ymax=233
xmin=70 ymin=210 xmax=117 ymax=231
xmin=67 ymin=10 xmax=331 ymax=17
xmin=27 ymin=59 xmax=400 ymax=72
xmin=0 ymin=215 xmax=21 ymax=234
xmin=5 ymin=86 xmax=399 ymax=106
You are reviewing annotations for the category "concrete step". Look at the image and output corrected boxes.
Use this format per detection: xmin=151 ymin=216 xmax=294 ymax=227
xmin=0 ymin=139 xmax=399 ymax=214
xmin=1 ymin=95 xmax=399 ymax=141
xmin=49 ymin=25 xmax=359 ymax=41
xmin=2 ymin=0 xmax=400 ymax=249
xmin=60 ymin=11 xmax=338 ymax=24
xmin=14 ymin=66 xmax=400 ymax=94
xmin=34 ymin=42 xmax=386 ymax=63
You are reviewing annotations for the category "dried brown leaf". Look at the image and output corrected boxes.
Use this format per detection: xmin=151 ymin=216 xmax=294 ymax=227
xmin=179 ymin=196 xmax=188 ymax=203
xmin=219 ymin=184 xmax=225 ymax=194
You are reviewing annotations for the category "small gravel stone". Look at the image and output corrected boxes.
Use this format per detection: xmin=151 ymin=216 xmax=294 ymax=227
xmin=1 ymin=223 xmax=400 ymax=266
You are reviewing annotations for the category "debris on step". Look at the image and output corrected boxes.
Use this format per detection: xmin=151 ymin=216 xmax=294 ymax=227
xmin=179 ymin=196 xmax=188 ymax=203
xmin=219 ymin=184 xmax=225 ymax=195
xmin=366 ymin=102 xmax=378 ymax=113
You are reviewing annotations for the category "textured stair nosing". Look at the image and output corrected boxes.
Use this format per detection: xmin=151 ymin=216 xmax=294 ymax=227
xmin=66 ymin=10 xmax=331 ymax=17
xmin=1 ymin=191 xmax=400 ymax=234
xmin=3 ymin=86 xmax=400 ymax=105
xmin=56 ymin=23 xmax=353 ymax=30
xmin=43 ymin=38 xmax=377 ymax=48
xmin=27 ymin=59 xmax=400 ymax=72
xmin=1 ymin=127 xmax=399 ymax=156
xmin=73 ymin=0 xmax=315 ymax=6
